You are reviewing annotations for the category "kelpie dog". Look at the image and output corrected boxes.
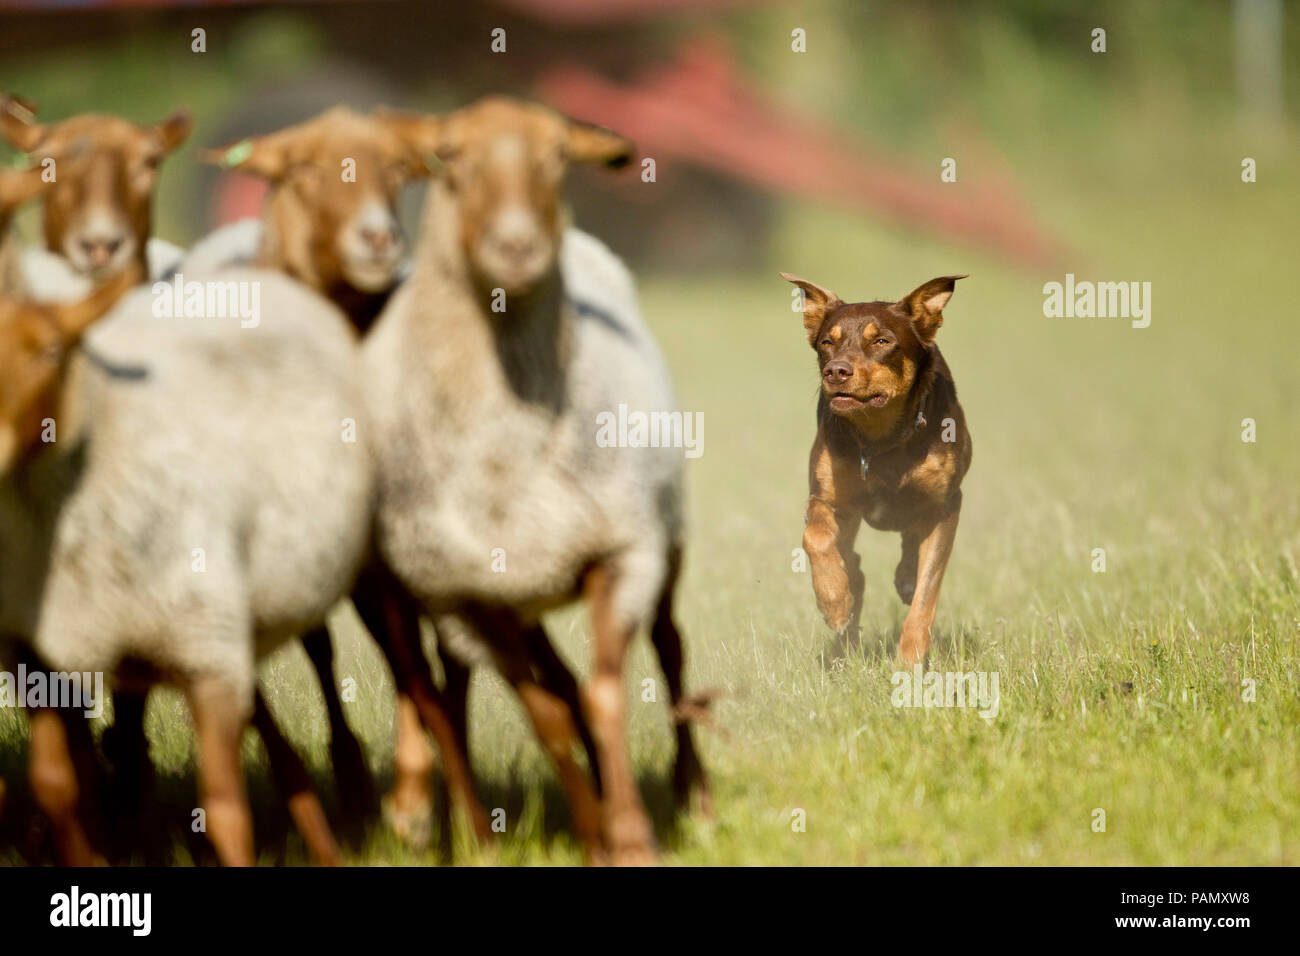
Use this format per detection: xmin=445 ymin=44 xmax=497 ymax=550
xmin=782 ymin=272 xmax=972 ymax=664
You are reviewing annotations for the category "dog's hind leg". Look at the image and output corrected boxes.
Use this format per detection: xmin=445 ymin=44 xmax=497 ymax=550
xmin=897 ymin=505 xmax=961 ymax=665
xmin=894 ymin=532 xmax=920 ymax=605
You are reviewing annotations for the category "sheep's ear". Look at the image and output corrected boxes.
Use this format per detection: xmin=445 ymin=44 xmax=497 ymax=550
xmin=566 ymin=120 xmax=633 ymax=169
xmin=151 ymin=110 xmax=193 ymax=155
xmin=781 ymin=272 xmax=844 ymax=345
xmin=50 ymin=263 xmax=140 ymax=342
xmin=0 ymin=164 xmax=51 ymax=216
xmin=0 ymin=94 xmax=46 ymax=152
xmin=203 ymin=130 xmax=292 ymax=181
xmin=376 ymin=109 xmax=447 ymax=168
xmin=899 ymin=274 xmax=967 ymax=344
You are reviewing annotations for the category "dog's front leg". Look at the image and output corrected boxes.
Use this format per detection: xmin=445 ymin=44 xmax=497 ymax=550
xmin=897 ymin=505 xmax=961 ymax=665
xmin=804 ymin=497 xmax=862 ymax=639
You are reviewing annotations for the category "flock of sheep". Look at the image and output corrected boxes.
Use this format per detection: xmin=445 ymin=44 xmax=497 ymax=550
xmin=0 ymin=93 xmax=712 ymax=866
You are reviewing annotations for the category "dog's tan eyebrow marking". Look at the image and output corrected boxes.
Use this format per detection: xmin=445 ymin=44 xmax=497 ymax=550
xmin=827 ymin=325 xmax=843 ymax=343
xmin=862 ymin=323 xmax=879 ymax=341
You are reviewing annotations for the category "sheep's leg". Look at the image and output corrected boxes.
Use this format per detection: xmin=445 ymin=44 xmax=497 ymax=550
xmin=28 ymin=705 xmax=103 ymax=866
xmin=582 ymin=563 xmax=657 ymax=866
xmin=648 ymin=546 xmax=712 ymax=817
xmin=467 ymin=606 xmax=605 ymax=863
xmin=436 ymin=645 xmax=473 ymax=856
xmin=356 ymin=570 xmax=491 ymax=845
xmin=188 ymin=676 xmax=254 ymax=866
xmin=352 ymin=573 xmax=435 ymax=846
xmin=301 ymin=625 xmax=378 ymax=827
xmin=524 ymin=624 xmax=602 ymax=794
xmin=250 ymin=690 xmax=340 ymax=866
xmin=100 ymin=687 xmax=159 ymax=860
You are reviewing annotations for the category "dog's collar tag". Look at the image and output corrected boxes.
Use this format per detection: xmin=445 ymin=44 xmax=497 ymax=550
xmin=860 ymin=451 xmax=869 ymax=479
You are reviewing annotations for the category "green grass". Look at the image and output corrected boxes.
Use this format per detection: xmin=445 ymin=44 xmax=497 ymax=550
xmin=2 ymin=1 xmax=1299 ymax=865
xmin=7 ymin=200 xmax=1297 ymax=865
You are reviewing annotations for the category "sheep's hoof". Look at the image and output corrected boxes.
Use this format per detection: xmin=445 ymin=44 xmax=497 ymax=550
xmin=382 ymin=794 xmax=434 ymax=850
xmin=610 ymin=839 xmax=657 ymax=867
xmin=607 ymin=814 xmax=658 ymax=867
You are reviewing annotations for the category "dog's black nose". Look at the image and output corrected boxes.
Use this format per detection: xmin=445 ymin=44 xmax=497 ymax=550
xmin=823 ymin=361 xmax=852 ymax=384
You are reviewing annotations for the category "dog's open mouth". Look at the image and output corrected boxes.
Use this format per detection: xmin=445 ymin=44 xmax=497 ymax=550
xmin=829 ymin=392 xmax=889 ymax=412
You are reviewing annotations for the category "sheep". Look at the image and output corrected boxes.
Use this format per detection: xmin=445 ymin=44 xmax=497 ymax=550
xmin=0 ymin=94 xmax=191 ymax=291
xmin=0 ymin=162 xmax=53 ymax=839
xmin=186 ymin=106 xmax=440 ymax=830
xmin=367 ymin=97 xmax=712 ymax=864
xmin=194 ymin=108 xmax=599 ymax=849
xmin=198 ymin=107 xmax=428 ymax=328
xmin=0 ymin=264 xmax=374 ymax=866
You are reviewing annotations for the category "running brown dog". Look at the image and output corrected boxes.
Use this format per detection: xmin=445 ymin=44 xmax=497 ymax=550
xmin=783 ymin=272 xmax=972 ymax=664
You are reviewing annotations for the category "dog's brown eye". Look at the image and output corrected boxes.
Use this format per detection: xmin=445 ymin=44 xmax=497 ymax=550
xmin=874 ymin=337 xmax=891 ymax=347
xmin=819 ymin=338 xmax=832 ymax=347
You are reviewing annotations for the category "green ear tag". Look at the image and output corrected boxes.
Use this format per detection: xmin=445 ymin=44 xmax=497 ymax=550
xmin=222 ymin=140 xmax=254 ymax=168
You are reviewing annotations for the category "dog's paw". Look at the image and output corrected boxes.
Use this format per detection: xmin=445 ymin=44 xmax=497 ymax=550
xmin=819 ymin=597 xmax=854 ymax=634
xmin=897 ymin=624 xmax=930 ymax=665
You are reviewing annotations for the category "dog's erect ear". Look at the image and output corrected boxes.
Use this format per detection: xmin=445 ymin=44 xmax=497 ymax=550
xmin=899 ymin=274 xmax=967 ymax=344
xmin=781 ymin=272 xmax=844 ymax=345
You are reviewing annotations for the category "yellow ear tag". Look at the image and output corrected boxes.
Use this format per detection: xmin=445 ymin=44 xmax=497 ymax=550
xmin=222 ymin=140 xmax=254 ymax=168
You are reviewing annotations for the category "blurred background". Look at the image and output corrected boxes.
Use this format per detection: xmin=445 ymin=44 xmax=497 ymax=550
xmin=2 ymin=0 xmax=1295 ymax=267
xmin=2 ymin=0 xmax=1298 ymax=864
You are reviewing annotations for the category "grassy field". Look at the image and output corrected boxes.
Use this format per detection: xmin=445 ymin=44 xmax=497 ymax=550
xmin=7 ymin=166 xmax=1296 ymax=866
xmin=2 ymin=3 xmax=1298 ymax=866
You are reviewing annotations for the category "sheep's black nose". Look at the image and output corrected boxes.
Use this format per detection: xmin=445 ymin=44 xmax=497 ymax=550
xmin=823 ymin=361 xmax=852 ymax=384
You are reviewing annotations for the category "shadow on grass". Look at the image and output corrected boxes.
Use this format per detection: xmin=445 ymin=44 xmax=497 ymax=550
xmin=0 ymin=733 xmax=695 ymax=866
xmin=821 ymin=612 xmax=983 ymax=667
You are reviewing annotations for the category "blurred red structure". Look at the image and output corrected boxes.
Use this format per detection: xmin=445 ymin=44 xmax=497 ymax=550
xmin=538 ymin=40 xmax=1060 ymax=267
xmin=12 ymin=0 xmax=1059 ymax=265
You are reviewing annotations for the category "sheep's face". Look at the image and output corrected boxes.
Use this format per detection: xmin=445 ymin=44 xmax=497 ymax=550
xmin=0 ymin=270 xmax=136 ymax=477
xmin=0 ymin=101 xmax=191 ymax=280
xmin=212 ymin=108 xmax=431 ymax=294
xmin=385 ymin=98 xmax=633 ymax=297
